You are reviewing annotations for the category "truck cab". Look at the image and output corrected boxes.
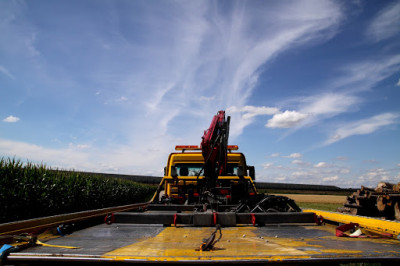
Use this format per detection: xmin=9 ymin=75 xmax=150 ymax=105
xmin=152 ymin=145 xmax=257 ymax=205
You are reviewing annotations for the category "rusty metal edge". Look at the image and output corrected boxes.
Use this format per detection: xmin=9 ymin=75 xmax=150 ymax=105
xmin=0 ymin=201 xmax=150 ymax=236
xmin=6 ymin=253 xmax=400 ymax=264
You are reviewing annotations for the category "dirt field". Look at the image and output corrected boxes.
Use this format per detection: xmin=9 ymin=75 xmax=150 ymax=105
xmin=276 ymin=194 xmax=346 ymax=204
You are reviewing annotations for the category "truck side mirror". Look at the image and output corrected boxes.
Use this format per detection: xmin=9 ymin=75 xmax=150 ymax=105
xmin=170 ymin=166 xmax=178 ymax=178
xmin=248 ymin=166 xmax=255 ymax=180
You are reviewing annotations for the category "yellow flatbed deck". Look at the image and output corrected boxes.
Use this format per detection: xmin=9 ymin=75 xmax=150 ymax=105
xmin=7 ymin=221 xmax=400 ymax=264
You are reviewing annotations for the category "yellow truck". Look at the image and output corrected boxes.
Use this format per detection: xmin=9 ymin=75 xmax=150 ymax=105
xmin=150 ymin=111 xmax=301 ymax=214
xmin=153 ymin=145 xmax=257 ymax=205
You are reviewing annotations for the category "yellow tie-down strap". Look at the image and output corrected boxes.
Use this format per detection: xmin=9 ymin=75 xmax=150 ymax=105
xmin=304 ymin=209 xmax=400 ymax=238
xmin=36 ymin=240 xmax=79 ymax=249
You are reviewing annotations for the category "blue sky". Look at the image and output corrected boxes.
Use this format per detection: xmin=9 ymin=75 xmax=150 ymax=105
xmin=1 ymin=0 xmax=399 ymax=188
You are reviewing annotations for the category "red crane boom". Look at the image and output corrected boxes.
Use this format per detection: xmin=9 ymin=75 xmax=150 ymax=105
xmin=200 ymin=110 xmax=230 ymax=190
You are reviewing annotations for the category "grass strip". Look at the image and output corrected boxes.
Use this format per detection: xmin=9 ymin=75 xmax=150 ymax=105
xmin=298 ymin=202 xmax=342 ymax=212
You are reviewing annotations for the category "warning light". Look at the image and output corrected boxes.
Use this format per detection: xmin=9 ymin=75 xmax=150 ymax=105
xmin=175 ymin=145 xmax=200 ymax=151
xmin=175 ymin=145 xmax=238 ymax=151
xmin=227 ymin=145 xmax=239 ymax=150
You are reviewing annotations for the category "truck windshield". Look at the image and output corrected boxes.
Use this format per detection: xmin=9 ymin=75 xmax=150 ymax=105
xmin=174 ymin=163 xmax=239 ymax=176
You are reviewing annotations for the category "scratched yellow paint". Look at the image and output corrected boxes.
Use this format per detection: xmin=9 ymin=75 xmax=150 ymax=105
xmin=103 ymin=227 xmax=311 ymax=261
xmin=320 ymin=234 xmax=398 ymax=245
xmin=102 ymin=226 xmax=366 ymax=262
xmin=322 ymin=249 xmax=363 ymax=254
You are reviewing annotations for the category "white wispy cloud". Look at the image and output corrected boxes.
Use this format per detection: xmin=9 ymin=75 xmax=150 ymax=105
xmin=366 ymin=1 xmax=400 ymax=42
xmin=116 ymin=96 xmax=128 ymax=102
xmin=359 ymin=168 xmax=391 ymax=183
xmin=0 ymin=1 xmax=40 ymax=58
xmin=5 ymin=0 xmax=398 ymax=184
xmin=0 ymin=138 xmax=89 ymax=168
xmin=230 ymin=52 xmax=400 ymax=137
xmin=300 ymin=93 xmax=360 ymax=118
xmin=261 ymin=92 xmax=359 ymax=130
xmin=227 ymin=105 xmax=280 ymax=133
xmin=258 ymin=157 xmax=355 ymax=186
xmin=322 ymin=175 xmax=338 ymax=182
xmin=283 ymin=153 xmax=302 ymax=159
xmin=340 ymin=168 xmax=350 ymax=174
xmin=274 ymin=55 xmax=400 ymax=134
xmin=199 ymin=95 xmax=215 ymax=102
xmin=0 ymin=65 xmax=15 ymax=80
xmin=291 ymin=159 xmax=310 ymax=166
xmin=283 ymin=93 xmax=360 ymax=133
xmin=225 ymin=0 xmax=342 ymax=106
xmin=0 ymin=138 xmax=169 ymax=175
xmin=262 ymin=162 xmax=274 ymax=169
xmin=325 ymin=112 xmax=400 ymax=145
xmin=230 ymin=91 xmax=360 ymax=133
xmin=220 ymin=0 xmax=344 ymax=137
xmin=69 ymin=143 xmax=90 ymax=150
xmin=240 ymin=106 xmax=280 ymax=119
xmin=331 ymin=55 xmax=400 ymax=93
xmin=1 ymin=1 xmax=345 ymax=154
xmin=3 ymin=115 xmax=20 ymax=123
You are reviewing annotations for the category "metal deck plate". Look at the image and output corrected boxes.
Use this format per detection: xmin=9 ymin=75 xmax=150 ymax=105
xmin=8 ymin=223 xmax=400 ymax=264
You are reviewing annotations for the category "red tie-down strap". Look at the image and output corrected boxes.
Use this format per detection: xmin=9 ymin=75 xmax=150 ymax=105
xmin=104 ymin=213 xmax=115 ymax=225
xmin=251 ymin=213 xmax=256 ymax=226
xmin=174 ymin=213 xmax=178 ymax=226
xmin=336 ymin=223 xmax=359 ymax=237
xmin=314 ymin=213 xmax=324 ymax=225
xmin=213 ymin=212 xmax=217 ymax=226
xmin=335 ymin=223 xmax=392 ymax=238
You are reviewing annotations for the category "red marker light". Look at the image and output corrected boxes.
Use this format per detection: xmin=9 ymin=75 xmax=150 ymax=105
xmin=220 ymin=189 xmax=229 ymax=195
xmin=175 ymin=145 xmax=200 ymax=151
xmin=175 ymin=145 xmax=238 ymax=150
xmin=227 ymin=145 xmax=239 ymax=150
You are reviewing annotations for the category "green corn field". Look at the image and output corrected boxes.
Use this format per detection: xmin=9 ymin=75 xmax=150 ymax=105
xmin=0 ymin=158 xmax=156 ymax=223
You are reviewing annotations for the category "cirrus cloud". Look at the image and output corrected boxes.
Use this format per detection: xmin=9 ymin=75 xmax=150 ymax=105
xmin=366 ymin=1 xmax=400 ymax=42
xmin=0 ymin=65 xmax=15 ymax=80
xmin=300 ymin=93 xmax=360 ymax=118
xmin=325 ymin=112 xmax=399 ymax=145
xmin=227 ymin=105 xmax=279 ymax=119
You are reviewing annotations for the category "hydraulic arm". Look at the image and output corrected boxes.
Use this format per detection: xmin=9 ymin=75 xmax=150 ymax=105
xmin=200 ymin=110 xmax=230 ymax=191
